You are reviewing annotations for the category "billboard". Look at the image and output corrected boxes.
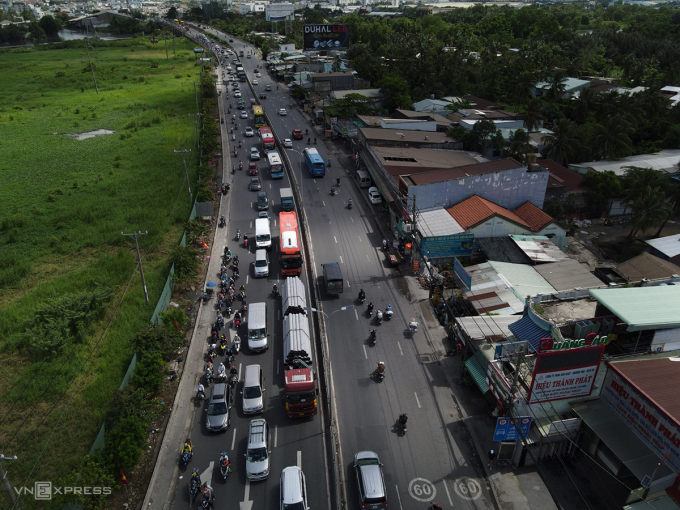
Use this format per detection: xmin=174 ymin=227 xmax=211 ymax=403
xmin=421 ymin=233 xmax=474 ymax=259
xmin=303 ymin=24 xmax=350 ymax=51
xmin=493 ymin=417 xmax=533 ymax=441
xmin=527 ymin=345 xmax=605 ymax=404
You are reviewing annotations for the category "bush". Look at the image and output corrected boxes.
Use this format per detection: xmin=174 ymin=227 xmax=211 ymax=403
xmin=132 ymin=352 xmax=165 ymax=394
xmin=52 ymin=456 xmax=119 ymax=509
xmin=170 ymin=244 xmax=201 ymax=282
xmin=102 ymin=415 xmax=148 ymax=470
xmin=160 ymin=307 xmax=188 ymax=329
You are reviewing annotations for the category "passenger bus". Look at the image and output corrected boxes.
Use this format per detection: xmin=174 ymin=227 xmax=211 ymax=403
xmin=253 ymin=105 xmax=266 ymax=128
xmin=279 ymin=211 xmax=303 ymax=277
xmin=267 ymin=151 xmax=284 ymax=179
xmin=303 ymin=148 xmax=325 ymax=177
xmin=260 ymin=127 xmax=276 ymax=152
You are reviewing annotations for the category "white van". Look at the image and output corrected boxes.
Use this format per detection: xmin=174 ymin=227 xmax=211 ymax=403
xmin=242 ymin=364 xmax=265 ymax=414
xmin=355 ymin=169 xmax=372 ymax=188
xmin=255 ymin=218 xmax=271 ymax=250
xmin=247 ymin=302 xmax=268 ymax=351
xmin=246 ymin=419 xmax=271 ymax=481
xmin=254 ymin=249 xmax=269 ymax=278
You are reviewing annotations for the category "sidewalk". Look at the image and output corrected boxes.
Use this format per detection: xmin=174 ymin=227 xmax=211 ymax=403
xmin=402 ymin=274 xmax=560 ymax=510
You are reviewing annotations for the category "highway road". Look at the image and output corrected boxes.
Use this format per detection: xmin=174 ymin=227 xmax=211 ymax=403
xmin=177 ymin=25 xmax=496 ymax=510
xmin=170 ymin=30 xmax=328 ymax=510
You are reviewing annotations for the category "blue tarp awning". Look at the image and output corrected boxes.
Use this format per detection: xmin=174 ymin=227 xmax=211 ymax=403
xmin=508 ymin=315 xmax=550 ymax=353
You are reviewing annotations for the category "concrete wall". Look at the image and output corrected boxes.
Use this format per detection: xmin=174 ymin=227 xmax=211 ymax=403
xmin=411 ymin=166 xmax=550 ymax=211
xmin=466 ymin=217 xmax=564 ymax=239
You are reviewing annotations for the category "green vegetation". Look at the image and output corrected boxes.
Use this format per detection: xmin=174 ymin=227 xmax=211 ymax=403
xmin=0 ymin=36 xmax=207 ymax=507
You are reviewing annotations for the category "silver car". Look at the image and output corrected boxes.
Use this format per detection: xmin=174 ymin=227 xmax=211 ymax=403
xmin=354 ymin=451 xmax=387 ymax=509
xmin=249 ymin=177 xmax=262 ymax=191
xmin=206 ymin=383 xmax=232 ymax=432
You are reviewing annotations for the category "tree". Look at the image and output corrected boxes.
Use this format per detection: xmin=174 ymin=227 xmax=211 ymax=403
xmin=467 ymin=119 xmax=501 ymax=155
xmin=544 ymin=69 xmax=568 ymax=102
xmin=541 ymin=118 xmax=579 ymax=164
xmin=325 ymin=94 xmax=377 ymax=118
xmin=166 ymin=6 xmax=178 ymax=20
xmin=582 ymin=170 xmax=622 ymax=217
xmin=595 ymin=114 xmax=634 ymax=160
xmin=523 ymin=98 xmax=544 ymax=132
xmin=507 ymin=129 xmax=530 ymax=163
xmin=379 ymin=74 xmax=411 ymax=112
xmin=510 ymin=71 xmax=535 ymax=109
xmin=625 ymin=186 xmax=672 ymax=240
xmin=38 ymin=15 xmax=61 ymax=37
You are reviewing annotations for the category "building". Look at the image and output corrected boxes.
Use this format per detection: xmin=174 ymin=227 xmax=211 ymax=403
xmin=392 ymin=109 xmax=454 ymax=132
xmin=599 ymin=252 xmax=680 ymax=284
xmin=477 ymin=235 xmax=568 ymax=265
xmin=645 ymin=234 xmax=680 ymax=266
xmin=531 ymin=77 xmax=591 ymax=99
xmin=308 ymin=72 xmax=356 ymax=92
xmin=660 ymin=86 xmax=680 ymax=107
xmin=569 ymin=150 xmax=680 ymax=177
xmin=265 ymin=3 xmax=294 ymax=21
xmin=412 ymin=98 xmax=454 ymax=115
xmin=69 ymin=10 xmax=134 ymax=28
xmin=539 ymin=159 xmax=587 ymax=206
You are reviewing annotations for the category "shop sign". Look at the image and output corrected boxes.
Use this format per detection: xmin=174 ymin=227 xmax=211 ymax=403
xmin=493 ymin=417 xmax=532 ymax=441
xmin=538 ymin=332 xmax=610 ymax=352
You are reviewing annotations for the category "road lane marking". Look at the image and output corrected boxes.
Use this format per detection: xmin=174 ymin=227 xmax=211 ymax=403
xmin=351 ymin=216 xmax=354 ymax=223
xmin=414 ymin=392 xmax=421 ymax=408
xmin=274 ymin=425 xmax=278 ymax=447
xmin=238 ymin=362 xmax=242 ymax=381
xmin=231 ymin=428 xmax=237 ymax=450
xmin=443 ymin=479 xmax=453 ymax=506
xmin=367 ymin=255 xmax=370 ymax=261
xmin=246 ymin=275 xmax=249 ymax=284
xmin=408 ymin=478 xmax=436 ymax=502
xmin=355 ymin=309 xmax=359 ymax=321
xmin=396 ymin=485 xmax=404 ymax=510
xmin=358 ymin=235 xmax=362 ymax=242
xmin=297 ymin=450 xmax=302 ymax=468
xmin=249 ymin=221 xmax=253 ymax=228
xmin=453 ymin=478 xmax=482 ymax=501
xmin=398 ymin=341 xmax=403 ymax=356
xmin=340 ymin=256 xmax=343 ymax=264
xmin=323 ymin=201 xmax=325 ymax=207
xmin=363 ymin=344 xmax=368 ymax=359
xmin=334 ymin=236 xmax=337 ymax=243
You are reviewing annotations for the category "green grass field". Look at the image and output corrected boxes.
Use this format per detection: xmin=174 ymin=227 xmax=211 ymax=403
xmin=0 ymin=36 xmax=205 ymax=503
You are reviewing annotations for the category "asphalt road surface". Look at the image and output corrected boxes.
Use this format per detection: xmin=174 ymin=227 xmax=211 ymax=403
xmin=176 ymin=27 xmax=496 ymax=510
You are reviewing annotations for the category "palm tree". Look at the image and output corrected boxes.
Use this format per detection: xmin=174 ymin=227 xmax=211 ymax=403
xmin=595 ymin=115 xmax=634 ymax=160
xmin=571 ymin=87 xmax=595 ymax=124
xmin=654 ymin=176 xmax=680 ymax=238
xmin=625 ymin=186 xmax=672 ymax=241
xmin=523 ymin=98 xmax=544 ymax=133
xmin=508 ymin=128 xmax=530 ymax=162
xmin=545 ymin=69 xmax=568 ymax=102
xmin=510 ymin=71 xmax=535 ymax=110
xmin=541 ymin=119 xmax=579 ymax=164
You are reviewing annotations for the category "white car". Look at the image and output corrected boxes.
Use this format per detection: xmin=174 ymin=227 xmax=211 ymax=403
xmin=368 ymin=187 xmax=383 ymax=204
xmin=280 ymin=467 xmax=308 ymax=510
xmin=250 ymin=148 xmax=261 ymax=160
xmin=255 ymin=72 xmax=261 ymax=78
xmin=241 ymin=111 xmax=248 ymax=119
xmin=283 ymin=139 xmax=293 ymax=148
xmin=253 ymin=79 xmax=259 ymax=85
xmin=245 ymin=127 xmax=254 ymax=137
xmin=234 ymin=91 xmax=242 ymax=98
xmin=278 ymin=108 xmax=287 ymax=116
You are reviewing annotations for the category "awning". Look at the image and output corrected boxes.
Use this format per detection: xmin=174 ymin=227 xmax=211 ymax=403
xmin=465 ymin=351 xmax=490 ymax=395
xmin=573 ymin=400 xmax=676 ymax=489
xmin=508 ymin=315 xmax=549 ymax=353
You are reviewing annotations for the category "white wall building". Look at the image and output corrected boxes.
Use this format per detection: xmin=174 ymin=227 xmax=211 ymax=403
xmin=266 ymin=3 xmax=294 ymax=20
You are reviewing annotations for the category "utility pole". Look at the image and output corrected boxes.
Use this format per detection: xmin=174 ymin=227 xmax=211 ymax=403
xmin=121 ymin=231 xmax=149 ymax=304
xmin=174 ymin=149 xmax=193 ymax=203
xmin=192 ymin=82 xmax=202 ymax=150
xmin=0 ymin=454 xmax=19 ymax=510
xmin=164 ymin=31 xmax=169 ymax=60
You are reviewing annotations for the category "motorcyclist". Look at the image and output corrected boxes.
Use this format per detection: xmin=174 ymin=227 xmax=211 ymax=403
xmin=348 ymin=198 xmax=353 ymax=208
xmin=233 ymin=266 xmax=240 ymax=278
xmin=382 ymin=238 xmax=388 ymax=251
xmin=191 ymin=468 xmax=201 ymax=486
xmin=230 ymin=365 xmax=238 ymax=376
xmin=308 ymin=137 xmax=311 ymax=144
xmin=367 ymin=302 xmax=374 ymax=314
xmin=376 ymin=362 xmax=385 ymax=375
xmin=208 ymin=343 xmax=217 ymax=357
xmin=202 ymin=484 xmax=215 ymax=509
xmin=272 ymin=284 xmax=279 ymax=296
xmin=329 ymin=158 xmax=332 ymax=167
xmin=386 ymin=304 xmax=393 ymax=316
xmin=399 ymin=413 xmax=408 ymax=426
xmin=217 ymin=362 xmax=226 ymax=376
xmin=305 ymin=128 xmax=309 ymax=135
xmin=219 ymin=451 xmax=230 ymax=469
xmin=183 ymin=438 xmax=193 ymax=456
xmin=243 ymin=234 xmax=248 ymax=247
xmin=358 ymin=289 xmax=365 ymax=301
xmin=196 ymin=383 xmax=205 ymax=399
xmin=239 ymin=160 xmax=243 ymax=170
xmin=429 ymin=504 xmax=443 ymax=510
xmin=236 ymin=228 xmax=241 ymax=239
xmin=377 ymin=309 xmax=383 ymax=321
xmin=239 ymin=284 xmax=246 ymax=297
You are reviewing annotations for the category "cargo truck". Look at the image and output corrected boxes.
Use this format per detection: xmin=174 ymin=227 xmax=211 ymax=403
xmin=280 ymin=188 xmax=294 ymax=211
xmin=281 ymin=277 xmax=318 ymax=418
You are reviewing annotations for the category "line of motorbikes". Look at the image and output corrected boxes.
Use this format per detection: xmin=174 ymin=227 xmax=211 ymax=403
xmin=184 ymin=450 xmax=232 ymax=508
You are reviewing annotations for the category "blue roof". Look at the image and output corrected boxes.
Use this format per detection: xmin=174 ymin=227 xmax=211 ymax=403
xmin=508 ymin=315 xmax=550 ymax=353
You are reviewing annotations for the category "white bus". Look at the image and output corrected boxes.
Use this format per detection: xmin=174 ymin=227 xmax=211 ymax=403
xmin=267 ymin=151 xmax=284 ymax=179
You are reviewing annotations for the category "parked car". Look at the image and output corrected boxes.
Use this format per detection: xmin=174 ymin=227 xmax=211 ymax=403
xmin=249 ymin=177 xmax=262 ymax=191
xmin=283 ymin=139 xmax=293 ymax=148
xmin=292 ymin=129 xmax=303 ymax=140
xmin=245 ymin=127 xmax=254 ymax=137
xmin=250 ymin=148 xmax=261 ymax=160
xmin=278 ymin=108 xmax=287 ymax=116
xmin=353 ymin=451 xmax=387 ymax=509
xmin=367 ymin=187 xmax=383 ymax=204
xmin=248 ymin=163 xmax=259 ymax=175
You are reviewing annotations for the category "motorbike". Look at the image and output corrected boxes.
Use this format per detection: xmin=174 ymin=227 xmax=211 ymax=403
xmin=385 ymin=308 xmax=393 ymax=320
xmin=398 ymin=414 xmax=408 ymax=436
xmin=377 ymin=310 xmax=383 ymax=325
xmin=330 ymin=187 xmax=337 ymax=196
xmin=236 ymin=230 xmax=241 ymax=241
xmin=189 ymin=474 xmax=201 ymax=503
xmin=216 ymin=371 xmax=227 ymax=384
xmin=221 ymin=118 xmax=224 ymax=124
xmin=347 ymin=201 xmax=353 ymax=210
xmin=219 ymin=216 xmax=226 ymax=228
xmin=358 ymin=292 xmax=365 ymax=304
xmin=219 ymin=454 xmax=231 ymax=481
xmin=208 ymin=348 xmax=217 ymax=360
xmin=375 ymin=363 xmax=385 ymax=383
xmin=233 ymin=336 xmax=241 ymax=354
xmin=205 ymin=368 xmax=214 ymax=385
xmin=234 ymin=316 xmax=241 ymax=329
xmin=369 ymin=330 xmax=377 ymax=345
xmin=367 ymin=305 xmax=374 ymax=318
xmin=409 ymin=320 xmax=419 ymax=334
xmin=228 ymin=372 xmax=238 ymax=388
xmin=240 ymin=290 xmax=246 ymax=300
xmin=225 ymin=304 xmax=232 ymax=317
xmin=181 ymin=451 xmax=192 ymax=470
xmin=272 ymin=287 xmax=280 ymax=298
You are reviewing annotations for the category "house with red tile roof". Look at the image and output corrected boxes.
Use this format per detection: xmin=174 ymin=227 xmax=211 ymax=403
xmin=447 ymin=195 xmax=566 ymax=247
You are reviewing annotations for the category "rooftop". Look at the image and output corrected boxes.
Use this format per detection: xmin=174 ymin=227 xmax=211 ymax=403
xmin=360 ymin=127 xmax=453 ymax=145
xmin=405 ymin=159 xmax=521 ymax=185
xmin=455 ymin=315 xmax=518 ymax=341
xmin=608 ymin=357 xmax=680 ymax=427
xmin=615 ymin=252 xmax=680 ymax=282
xmin=539 ymin=299 xmax=599 ymax=324
xmin=589 ymin=285 xmax=680 ymax=331
xmin=477 ymin=237 xmax=533 ymax=264
xmin=645 ymin=233 xmax=680 ymax=259
xmin=533 ymin=259 xmax=606 ymax=291
xmin=487 ymin=261 xmax=557 ymax=302
xmin=444 ymin=94 xmax=504 ymax=111
xmin=535 ymin=77 xmax=591 ymax=92
xmin=570 ymin=150 xmax=680 ymax=177
xmin=458 ymin=262 xmax=525 ymax=315
xmin=393 ymin=109 xmax=453 ymax=128
xmin=417 ymin=208 xmax=464 ymax=237
xmin=539 ymin=159 xmax=586 ymax=194
xmin=660 ymin=86 xmax=680 ymax=107
xmin=370 ymin=146 xmax=485 ymax=178
xmin=330 ymin=89 xmax=384 ymax=100
xmin=447 ymin=194 xmax=554 ymax=232
xmin=412 ymin=98 xmax=453 ymax=110
xmin=510 ymin=235 xmax=569 ymax=263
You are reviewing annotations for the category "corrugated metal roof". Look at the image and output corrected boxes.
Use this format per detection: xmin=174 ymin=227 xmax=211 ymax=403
xmin=508 ymin=315 xmax=550 ymax=352
xmin=608 ymin=358 xmax=680 ymax=428
xmin=533 ymin=259 xmax=605 ymax=291
xmin=571 ymin=150 xmax=680 ymax=176
xmin=589 ymin=285 xmax=680 ymax=331
xmin=487 ymin=261 xmax=557 ymax=302
xmin=624 ymin=495 xmax=680 ymax=510
xmin=418 ymin=208 xmax=464 ymax=237
xmin=510 ymin=235 xmax=568 ymax=263
xmin=465 ymin=351 xmax=490 ymax=394
xmin=616 ymin=252 xmax=680 ymax=282
xmin=456 ymin=316 xmax=518 ymax=341
xmin=645 ymin=234 xmax=680 ymax=258
xmin=462 ymin=262 xmax=525 ymax=315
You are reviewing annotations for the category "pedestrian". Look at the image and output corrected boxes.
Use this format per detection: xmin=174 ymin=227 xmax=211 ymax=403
xmin=487 ymin=449 xmax=496 ymax=470
xmin=455 ymin=341 xmax=463 ymax=355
